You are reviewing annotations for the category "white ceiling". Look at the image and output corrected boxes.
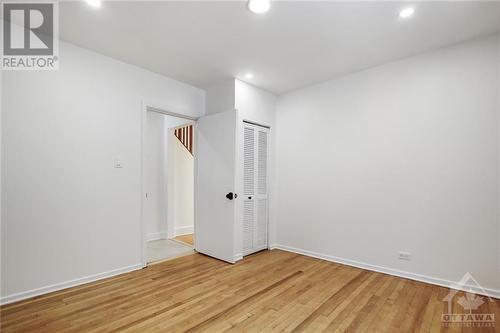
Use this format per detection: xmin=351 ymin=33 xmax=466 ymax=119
xmin=59 ymin=1 xmax=500 ymax=94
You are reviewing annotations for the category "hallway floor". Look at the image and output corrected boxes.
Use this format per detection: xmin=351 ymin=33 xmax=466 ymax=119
xmin=146 ymin=239 xmax=193 ymax=263
xmin=173 ymin=233 xmax=194 ymax=246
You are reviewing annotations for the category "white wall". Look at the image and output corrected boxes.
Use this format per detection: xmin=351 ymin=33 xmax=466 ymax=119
xmin=497 ymin=34 xmax=500 ymax=290
xmin=203 ymin=79 xmax=277 ymax=259
xmin=205 ymin=80 xmax=235 ymax=115
xmin=164 ymin=116 xmax=192 ymax=239
xmin=275 ymin=34 xmax=500 ymax=293
xmin=144 ymin=114 xmax=193 ymax=241
xmin=234 ymin=80 xmax=277 ymax=257
xmin=170 ymin=132 xmax=194 ymax=236
xmin=1 ymin=41 xmax=205 ymax=303
xmin=166 ymin=116 xmax=192 ymax=130
xmin=145 ymin=111 xmax=167 ymax=241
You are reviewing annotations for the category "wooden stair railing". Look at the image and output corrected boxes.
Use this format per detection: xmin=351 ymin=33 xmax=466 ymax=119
xmin=174 ymin=125 xmax=193 ymax=155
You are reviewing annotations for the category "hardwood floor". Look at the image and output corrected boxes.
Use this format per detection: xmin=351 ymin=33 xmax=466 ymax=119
xmin=1 ymin=250 xmax=499 ymax=332
xmin=174 ymin=234 xmax=194 ymax=246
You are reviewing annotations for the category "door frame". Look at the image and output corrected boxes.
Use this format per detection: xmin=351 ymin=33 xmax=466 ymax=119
xmin=141 ymin=101 xmax=198 ymax=267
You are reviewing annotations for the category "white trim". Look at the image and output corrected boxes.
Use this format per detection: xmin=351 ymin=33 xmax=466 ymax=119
xmin=141 ymin=102 xmax=147 ymax=268
xmin=165 ymin=124 xmax=174 ymax=240
xmin=0 ymin=264 xmax=143 ymax=305
xmin=143 ymin=99 xmax=200 ymax=121
xmin=147 ymin=106 xmax=197 ymax=121
xmin=242 ymin=245 xmax=268 ymax=257
xmin=193 ymin=121 xmax=198 ymax=256
xmin=270 ymin=244 xmax=500 ymax=299
xmin=146 ymin=232 xmax=168 ymax=242
xmin=174 ymin=226 xmax=194 ymax=236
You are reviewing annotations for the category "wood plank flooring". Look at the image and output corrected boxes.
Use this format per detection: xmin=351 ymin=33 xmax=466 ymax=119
xmin=1 ymin=250 xmax=499 ymax=332
xmin=174 ymin=234 xmax=194 ymax=246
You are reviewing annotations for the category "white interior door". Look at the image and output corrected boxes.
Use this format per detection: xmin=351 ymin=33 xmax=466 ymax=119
xmin=242 ymin=123 xmax=269 ymax=256
xmin=195 ymin=110 xmax=237 ymax=263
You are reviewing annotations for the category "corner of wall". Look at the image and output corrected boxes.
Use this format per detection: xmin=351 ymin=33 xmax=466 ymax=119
xmin=205 ymin=79 xmax=236 ymax=115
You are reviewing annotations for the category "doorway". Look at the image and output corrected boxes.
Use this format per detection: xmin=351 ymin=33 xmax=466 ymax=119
xmin=142 ymin=107 xmax=271 ymax=266
xmin=143 ymin=108 xmax=195 ymax=264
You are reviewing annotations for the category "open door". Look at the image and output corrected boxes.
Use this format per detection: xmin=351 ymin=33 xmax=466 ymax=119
xmin=195 ymin=110 xmax=237 ymax=263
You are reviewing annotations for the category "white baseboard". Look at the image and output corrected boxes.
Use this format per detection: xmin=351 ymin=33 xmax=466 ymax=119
xmin=0 ymin=264 xmax=143 ymax=305
xmin=174 ymin=226 xmax=193 ymax=236
xmin=146 ymin=232 xmax=168 ymax=241
xmin=270 ymin=244 xmax=500 ymax=299
xmin=234 ymin=253 xmax=243 ymax=262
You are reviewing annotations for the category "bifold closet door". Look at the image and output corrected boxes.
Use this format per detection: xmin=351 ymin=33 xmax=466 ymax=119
xmin=242 ymin=123 xmax=269 ymax=256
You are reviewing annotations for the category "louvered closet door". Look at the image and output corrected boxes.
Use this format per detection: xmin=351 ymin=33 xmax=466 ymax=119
xmin=243 ymin=126 xmax=255 ymax=254
xmin=242 ymin=123 xmax=269 ymax=256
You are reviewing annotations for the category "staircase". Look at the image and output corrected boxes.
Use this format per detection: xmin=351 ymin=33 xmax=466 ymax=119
xmin=174 ymin=125 xmax=193 ymax=155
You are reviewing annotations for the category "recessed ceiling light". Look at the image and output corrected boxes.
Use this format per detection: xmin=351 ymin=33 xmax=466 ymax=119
xmin=86 ymin=0 xmax=101 ymax=8
xmin=248 ymin=0 xmax=271 ymax=14
xmin=245 ymin=73 xmax=254 ymax=79
xmin=399 ymin=7 xmax=415 ymax=19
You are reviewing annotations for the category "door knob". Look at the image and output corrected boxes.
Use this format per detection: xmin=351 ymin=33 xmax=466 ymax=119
xmin=226 ymin=192 xmax=236 ymax=200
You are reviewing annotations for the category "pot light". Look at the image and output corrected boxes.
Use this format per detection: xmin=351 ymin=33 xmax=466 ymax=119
xmin=399 ymin=7 xmax=415 ymax=19
xmin=86 ymin=0 xmax=101 ymax=8
xmin=245 ymin=73 xmax=254 ymax=79
xmin=248 ymin=0 xmax=271 ymax=14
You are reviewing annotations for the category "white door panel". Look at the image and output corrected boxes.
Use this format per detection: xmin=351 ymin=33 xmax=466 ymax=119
xmin=195 ymin=111 xmax=237 ymax=263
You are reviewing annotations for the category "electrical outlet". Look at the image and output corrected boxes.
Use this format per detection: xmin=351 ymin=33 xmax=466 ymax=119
xmin=398 ymin=251 xmax=411 ymax=261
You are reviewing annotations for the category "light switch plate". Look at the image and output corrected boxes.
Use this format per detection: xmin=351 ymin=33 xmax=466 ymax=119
xmin=398 ymin=251 xmax=412 ymax=261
